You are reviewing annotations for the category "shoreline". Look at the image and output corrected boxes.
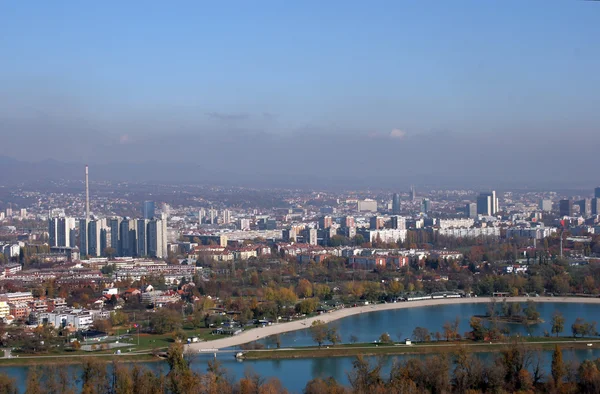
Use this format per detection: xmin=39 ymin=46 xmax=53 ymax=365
xmin=188 ymin=296 xmax=600 ymax=351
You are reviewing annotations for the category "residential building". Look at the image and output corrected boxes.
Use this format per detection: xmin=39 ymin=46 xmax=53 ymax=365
xmin=390 ymin=216 xmax=406 ymax=230
xmin=319 ymin=216 xmax=333 ymax=229
xmin=465 ymin=203 xmax=477 ymax=218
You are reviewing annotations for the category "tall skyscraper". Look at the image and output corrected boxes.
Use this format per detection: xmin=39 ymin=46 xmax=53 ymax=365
xmin=136 ymin=219 xmax=148 ymax=256
xmin=222 ymin=209 xmax=231 ymax=224
xmin=147 ymin=217 xmax=168 ymax=258
xmin=142 ymin=201 xmax=155 ymax=220
xmin=119 ymin=218 xmax=136 ymax=257
xmin=595 ymin=187 xmax=600 ymax=199
xmin=88 ymin=220 xmax=102 ymax=257
xmin=392 ymin=193 xmax=401 ymax=214
xmin=108 ymin=218 xmax=122 ymax=256
xmin=410 ymin=186 xmax=416 ymax=201
xmin=421 ymin=198 xmax=431 ymax=213
xmin=79 ymin=219 xmax=89 ymax=256
xmin=49 ymin=217 xmax=75 ymax=247
xmin=477 ymin=191 xmax=498 ymax=216
xmin=559 ymin=199 xmax=573 ymax=217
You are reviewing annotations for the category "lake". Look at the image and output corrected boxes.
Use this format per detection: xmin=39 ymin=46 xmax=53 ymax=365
xmin=2 ymin=301 xmax=600 ymax=392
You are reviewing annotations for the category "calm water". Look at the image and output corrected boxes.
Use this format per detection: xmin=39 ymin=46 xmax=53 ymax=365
xmin=2 ymin=302 xmax=600 ymax=393
xmin=254 ymin=301 xmax=600 ymax=348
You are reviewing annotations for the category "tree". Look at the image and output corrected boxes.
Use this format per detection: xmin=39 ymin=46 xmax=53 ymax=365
xmin=412 ymin=326 xmax=430 ymax=342
xmin=469 ymin=317 xmax=485 ymax=341
xmin=296 ymin=279 xmax=313 ymax=298
xmin=551 ymin=311 xmax=565 ymax=337
xmin=310 ymin=320 xmax=328 ymax=347
xmin=523 ymin=300 xmax=540 ymax=321
xmin=327 ymin=327 xmax=341 ymax=346
xmin=81 ymin=358 xmax=109 ymax=394
xmin=150 ymin=308 xmax=182 ymax=334
xmin=551 ymin=345 xmax=565 ymax=386
xmin=379 ymin=332 xmax=392 ymax=344
xmin=349 ymin=335 xmax=359 ymax=344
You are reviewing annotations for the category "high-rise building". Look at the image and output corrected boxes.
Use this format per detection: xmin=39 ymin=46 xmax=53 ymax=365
xmin=136 ymin=219 xmax=148 ymax=256
xmin=592 ymin=198 xmax=600 ymax=216
xmin=465 ymin=203 xmax=477 ymax=218
xmin=319 ymin=216 xmax=333 ymax=229
xmin=222 ymin=209 xmax=231 ymax=225
xmin=198 ymin=208 xmax=206 ymax=224
xmin=100 ymin=228 xmax=108 ymax=256
xmin=142 ymin=201 xmax=155 ymax=220
xmin=410 ymin=186 xmax=416 ymax=202
xmin=539 ymin=199 xmax=553 ymax=212
xmin=79 ymin=219 xmax=89 ymax=256
xmin=108 ymin=218 xmax=122 ymax=256
xmin=390 ymin=216 xmax=406 ymax=230
xmin=477 ymin=191 xmax=498 ymax=216
xmin=49 ymin=217 xmax=75 ymax=247
xmin=559 ymin=199 xmax=573 ymax=217
xmin=147 ymin=218 xmax=168 ymax=258
xmin=119 ymin=219 xmax=136 ymax=257
xmin=369 ymin=216 xmax=384 ymax=230
xmin=595 ymin=187 xmax=600 ymax=199
xmin=88 ymin=220 xmax=102 ymax=257
xmin=307 ymin=228 xmax=318 ymax=245
xmin=238 ymin=218 xmax=251 ymax=230
xmin=392 ymin=193 xmax=401 ymax=214
xmin=575 ymin=199 xmax=591 ymax=217
xmin=421 ymin=198 xmax=431 ymax=214
xmin=342 ymin=216 xmax=355 ymax=228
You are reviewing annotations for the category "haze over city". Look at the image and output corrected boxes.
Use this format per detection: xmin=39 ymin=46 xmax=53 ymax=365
xmin=1 ymin=1 xmax=599 ymax=188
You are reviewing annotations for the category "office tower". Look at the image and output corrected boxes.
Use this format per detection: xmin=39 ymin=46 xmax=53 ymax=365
xmin=390 ymin=216 xmax=406 ymax=230
xmin=410 ymin=186 xmax=416 ymax=201
xmin=421 ymin=198 xmax=431 ymax=213
xmin=49 ymin=217 xmax=75 ymax=247
xmin=119 ymin=218 xmax=136 ymax=257
xmin=392 ymin=193 xmax=401 ymax=214
xmin=88 ymin=220 xmax=102 ymax=257
xmin=148 ymin=218 xmax=168 ymax=258
xmin=539 ymin=199 xmax=553 ymax=212
xmin=576 ymin=199 xmax=591 ymax=217
xmin=79 ymin=219 xmax=89 ymax=256
xmin=100 ymin=228 xmax=108 ymax=256
xmin=319 ymin=216 xmax=333 ymax=229
xmin=343 ymin=216 xmax=355 ymax=228
xmin=477 ymin=191 xmax=498 ymax=216
xmin=595 ymin=187 xmax=600 ymax=199
xmin=108 ymin=218 xmax=122 ymax=256
xmin=136 ymin=219 xmax=148 ymax=256
xmin=592 ymin=198 xmax=600 ymax=216
xmin=559 ymin=200 xmax=573 ymax=217
xmin=142 ymin=201 xmax=155 ymax=220
xmin=465 ymin=203 xmax=477 ymax=218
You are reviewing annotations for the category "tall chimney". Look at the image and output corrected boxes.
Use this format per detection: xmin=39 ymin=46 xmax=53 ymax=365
xmin=85 ymin=165 xmax=90 ymax=220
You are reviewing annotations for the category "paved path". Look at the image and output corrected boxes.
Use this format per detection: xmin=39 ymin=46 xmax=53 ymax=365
xmin=188 ymin=296 xmax=600 ymax=351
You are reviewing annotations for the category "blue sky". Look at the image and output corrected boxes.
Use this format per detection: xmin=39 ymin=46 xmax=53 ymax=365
xmin=1 ymin=1 xmax=599 ymax=187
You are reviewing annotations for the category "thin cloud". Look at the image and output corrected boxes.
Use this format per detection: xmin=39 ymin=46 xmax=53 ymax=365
xmin=390 ymin=129 xmax=407 ymax=139
xmin=205 ymin=111 xmax=249 ymax=121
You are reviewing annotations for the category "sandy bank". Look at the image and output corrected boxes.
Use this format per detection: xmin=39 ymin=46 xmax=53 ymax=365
xmin=188 ymin=296 xmax=600 ymax=351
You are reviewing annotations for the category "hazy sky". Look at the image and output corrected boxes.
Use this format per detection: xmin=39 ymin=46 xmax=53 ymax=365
xmin=1 ymin=1 xmax=599 ymax=188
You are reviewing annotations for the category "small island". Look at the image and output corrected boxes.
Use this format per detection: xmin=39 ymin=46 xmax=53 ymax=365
xmin=473 ymin=299 xmax=544 ymax=324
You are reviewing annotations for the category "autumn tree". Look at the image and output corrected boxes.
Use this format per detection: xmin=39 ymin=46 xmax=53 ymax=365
xmin=551 ymin=311 xmax=566 ymax=337
xmin=551 ymin=345 xmax=565 ymax=387
xmin=310 ymin=320 xmax=328 ymax=347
